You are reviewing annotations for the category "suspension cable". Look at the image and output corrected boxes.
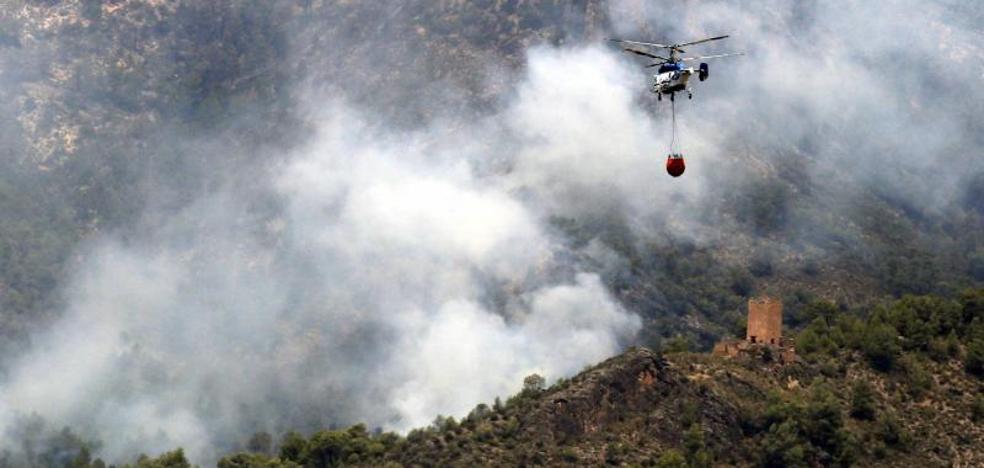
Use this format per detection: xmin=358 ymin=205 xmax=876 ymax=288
xmin=669 ymin=97 xmax=677 ymax=153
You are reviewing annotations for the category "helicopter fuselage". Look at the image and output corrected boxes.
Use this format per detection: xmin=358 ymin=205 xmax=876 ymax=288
xmin=653 ymin=69 xmax=693 ymax=94
xmin=651 ymin=61 xmax=702 ymax=100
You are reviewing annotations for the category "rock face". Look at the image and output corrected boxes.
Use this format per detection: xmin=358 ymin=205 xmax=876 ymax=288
xmin=522 ymin=348 xmax=742 ymax=448
xmin=384 ymin=347 xmax=757 ymax=466
xmin=378 ymin=346 xmax=984 ymax=467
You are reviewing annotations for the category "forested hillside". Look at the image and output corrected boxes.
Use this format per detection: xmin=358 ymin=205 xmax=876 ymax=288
xmin=0 ymin=0 xmax=981 ymax=465
xmin=24 ymin=290 xmax=984 ymax=466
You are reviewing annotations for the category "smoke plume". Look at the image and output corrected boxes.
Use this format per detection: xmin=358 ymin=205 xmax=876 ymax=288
xmin=0 ymin=46 xmax=647 ymax=463
xmin=0 ymin=0 xmax=981 ymax=464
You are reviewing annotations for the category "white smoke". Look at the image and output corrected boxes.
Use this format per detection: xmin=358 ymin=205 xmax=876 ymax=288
xmin=608 ymin=0 xmax=984 ymax=209
xmin=2 ymin=0 xmax=981 ymax=464
xmin=0 ymin=46 xmax=647 ymax=463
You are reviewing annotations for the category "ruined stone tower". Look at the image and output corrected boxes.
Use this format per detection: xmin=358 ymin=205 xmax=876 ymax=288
xmin=746 ymin=296 xmax=782 ymax=345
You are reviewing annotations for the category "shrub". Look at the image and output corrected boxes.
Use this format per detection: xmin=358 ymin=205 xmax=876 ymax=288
xmin=971 ymin=394 xmax=984 ymax=422
xmin=655 ymin=449 xmax=687 ymax=468
xmin=861 ymin=322 xmax=900 ymax=371
xmin=758 ymin=387 xmax=857 ymax=467
xmin=965 ymin=338 xmax=984 ymax=377
xmin=849 ymin=381 xmax=876 ymax=420
xmin=876 ymin=413 xmax=911 ymax=450
xmin=749 ymin=252 xmax=775 ymax=277
xmin=559 ymin=447 xmax=578 ymax=463
xmin=278 ymin=431 xmax=306 ymax=464
xmin=927 ymin=333 xmax=960 ymax=362
xmin=960 ymin=289 xmax=984 ymax=326
xmin=802 ymin=387 xmax=845 ymax=454
xmin=217 ymin=453 xmax=297 ymax=468
xmin=884 ymin=296 xmax=961 ymax=350
xmin=898 ymin=355 xmax=933 ymax=399
xmin=662 ymin=335 xmax=691 ymax=353
xmin=604 ymin=442 xmax=628 ymax=465
xmin=522 ymin=374 xmax=546 ymax=393
xmin=760 ymin=419 xmax=809 ymax=468
xmin=129 ymin=449 xmax=192 ymax=468
xmin=305 ymin=425 xmax=373 ymax=467
xmin=247 ymin=432 xmax=273 ymax=454
xmin=797 ymin=318 xmax=840 ymax=358
xmin=467 ymin=403 xmax=491 ymax=423
xmin=802 ymin=301 xmax=839 ymax=325
xmin=730 ymin=268 xmax=755 ymax=295
xmin=683 ymin=423 xmax=712 ymax=468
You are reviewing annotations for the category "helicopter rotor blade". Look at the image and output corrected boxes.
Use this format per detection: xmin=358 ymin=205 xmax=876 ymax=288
xmin=674 ymin=35 xmax=730 ymax=48
xmin=681 ymin=52 xmax=744 ymax=61
xmin=644 ymin=59 xmax=674 ymax=67
xmin=607 ymin=38 xmax=673 ymax=49
xmin=623 ymin=48 xmax=666 ymax=60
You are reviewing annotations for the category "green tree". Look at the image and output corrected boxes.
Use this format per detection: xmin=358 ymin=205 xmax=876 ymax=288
xmin=493 ymin=396 xmax=504 ymax=412
xmin=306 ymin=430 xmax=351 ymax=467
xmin=849 ymin=380 xmax=876 ymax=420
xmin=217 ymin=453 xmax=298 ymax=468
xmin=971 ymin=394 xmax=984 ymax=422
xmin=959 ymin=289 xmax=984 ymax=326
xmin=760 ymin=387 xmax=854 ymax=467
xmin=797 ymin=318 xmax=840 ymax=357
xmin=802 ymin=387 xmax=845 ymax=455
xmin=306 ymin=425 xmax=372 ymax=467
xmin=655 ymin=449 xmax=688 ymax=468
xmin=802 ymin=301 xmax=839 ymax=326
xmin=247 ymin=432 xmax=273 ymax=454
xmin=522 ymin=373 xmax=546 ymax=393
xmin=884 ymin=296 xmax=960 ymax=350
xmin=761 ymin=419 xmax=809 ymax=468
xmin=128 ymin=449 xmax=191 ymax=468
xmin=876 ymin=412 xmax=911 ymax=450
xmin=278 ymin=431 xmax=307 ymax=464
xmin=662 ymin=335 xmax=691 ymax=353
xmin=861 ymin=322 xmax=900 ymax=371
xmin=683 ymin=423 xmax=712 ymax=468
xmin=899 ymin=355 xmax=933 ymax=398
xmin=965 ymin=338 xmax=984 ymax=377
xmin=927 ymin=332 xmax=960 ymax=361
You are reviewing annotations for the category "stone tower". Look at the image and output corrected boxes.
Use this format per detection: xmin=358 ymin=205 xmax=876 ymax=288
xmin=746 ymin=296 xmax=782 ymax=345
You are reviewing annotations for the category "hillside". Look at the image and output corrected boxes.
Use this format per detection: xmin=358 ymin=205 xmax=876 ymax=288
xmin=13 ymin=338 xmax=984 ymax=467
xmin=0 ymin=0 xmax=979 ymax=356
xmin=0 ymin=1 xmax=982 ymax=466
xmin=205 ymin=290 xmax=984 ymax=467
xmin=370 ymin=347 xmax=983 ymax=467
xmin=174 ymin=341 xmax=981 ymax=467
xmin=63 ymin=291 xmax=976 ymax=467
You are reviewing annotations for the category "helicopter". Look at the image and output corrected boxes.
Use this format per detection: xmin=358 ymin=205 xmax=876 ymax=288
xmin=608 ymin=35 xmax=742 ymax=177
xmin=609 ymin=35 xmax=743 ymax=101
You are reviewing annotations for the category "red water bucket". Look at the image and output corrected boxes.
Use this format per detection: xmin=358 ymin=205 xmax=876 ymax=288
xmin=666 ymin=153 xmax=685 ymax=177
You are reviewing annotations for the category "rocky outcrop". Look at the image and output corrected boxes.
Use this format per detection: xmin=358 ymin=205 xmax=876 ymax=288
xmin=521 ymin=347 xmax=743 ymax=450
